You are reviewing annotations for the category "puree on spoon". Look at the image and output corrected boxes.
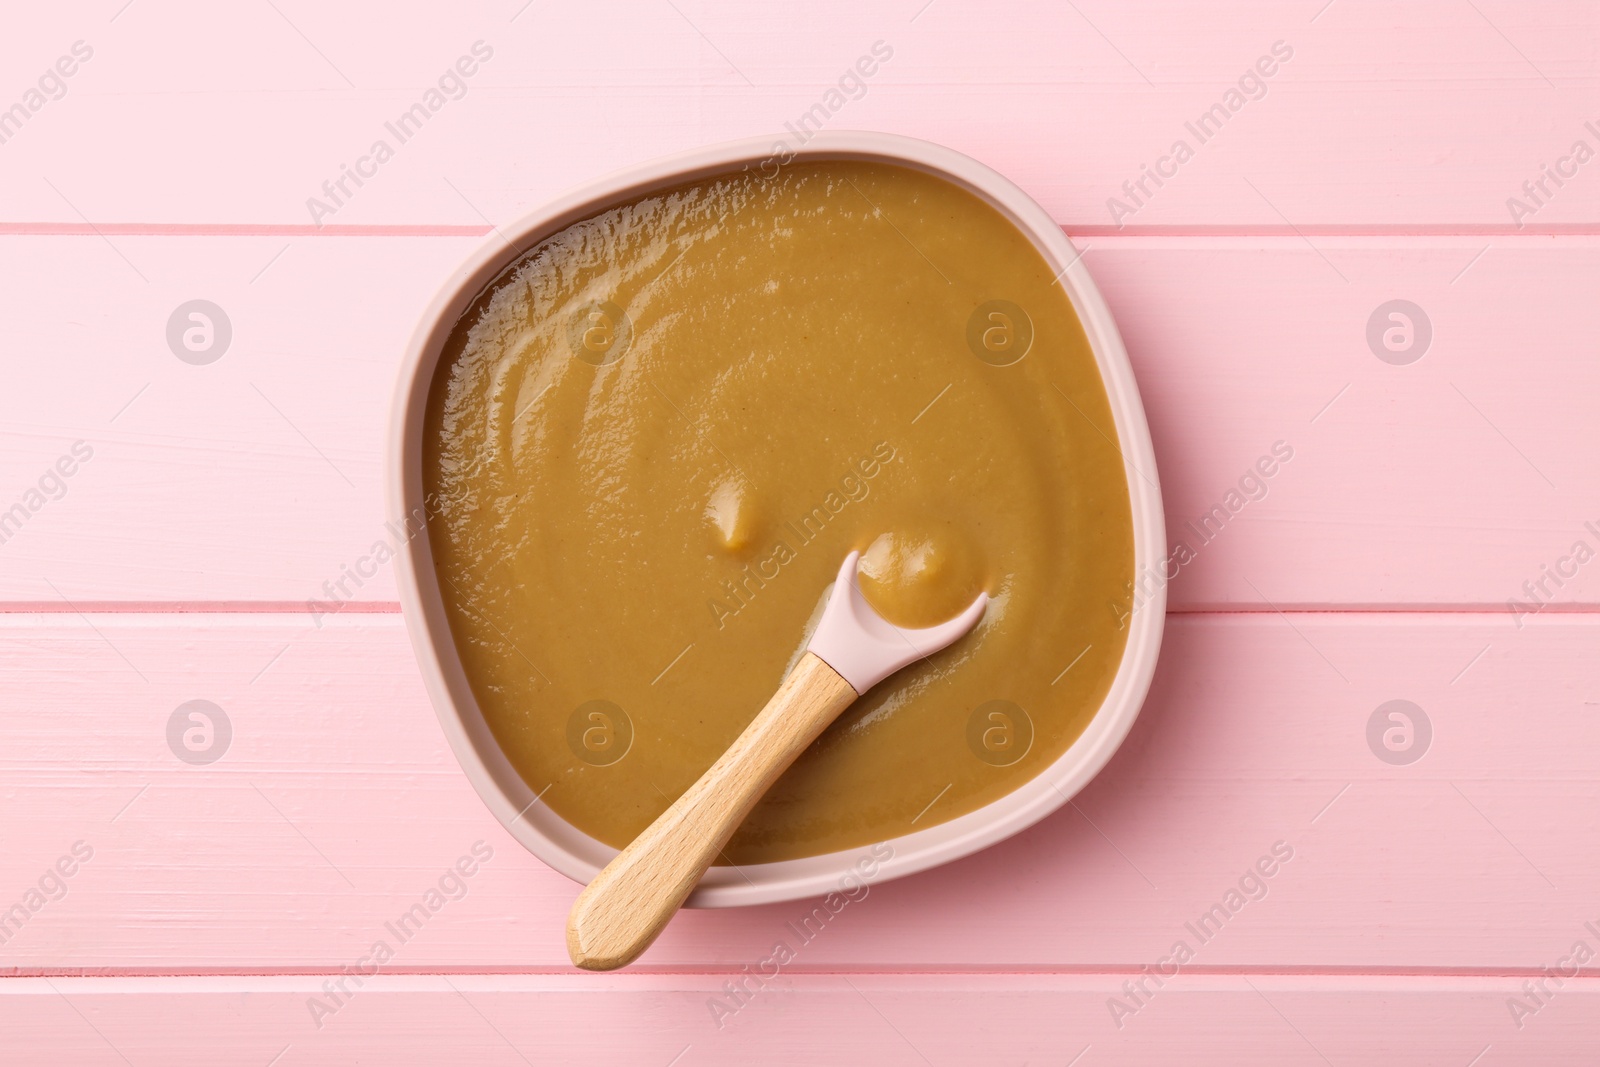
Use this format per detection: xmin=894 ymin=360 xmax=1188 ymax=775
xmin=423 ymin=160 xmax=1134 ymax=864
xmin=856 ymin=524 xmax=985 ymax=630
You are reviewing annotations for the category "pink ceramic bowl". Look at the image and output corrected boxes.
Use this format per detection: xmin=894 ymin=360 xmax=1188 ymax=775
xmin=388 ymin=132 xmax=1166 ymax=907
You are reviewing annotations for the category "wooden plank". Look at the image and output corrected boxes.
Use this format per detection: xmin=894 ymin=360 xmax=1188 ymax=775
xmin=2 ymin=612 xmax=1596 ymax=972
xmin=1 ymin=974 xmax=1595 ymax=1065
xmin=0 ymin=3 xmax=1596 ymax=228
xmin=3 ymin=237 xmax=1597 ymax=610
xmin=1098 ymin=237 xmax=1600 ymax=611
xmin=0 ymin=236 xmax=470 ymax=607
xmin=5 ymin=0 xmax=1596 ymax=1054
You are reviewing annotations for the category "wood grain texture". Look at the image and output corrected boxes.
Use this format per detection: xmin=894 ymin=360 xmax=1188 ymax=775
xmin=567 ymin=653 xmax=859 ymax=970
xmin=3 ymin=0 xmax=1596 ymax=1059
xmin=4 ymin=974 xmax=1598 ymax=1065
xmin=1 ymin=614 xmax=1594 ymax=973
xmin=0 ymin=2 xmax=1596 ymax=228
xmin=4 ymin=239 xmax=1598 ymax=609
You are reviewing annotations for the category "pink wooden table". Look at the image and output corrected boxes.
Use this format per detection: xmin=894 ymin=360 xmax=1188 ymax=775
xmin=4 ymin=1 xmax=1599 ymax=1062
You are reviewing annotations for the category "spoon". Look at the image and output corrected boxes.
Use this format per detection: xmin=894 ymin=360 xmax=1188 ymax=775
xmin=565 ymin=550 xmax=988 ymax=970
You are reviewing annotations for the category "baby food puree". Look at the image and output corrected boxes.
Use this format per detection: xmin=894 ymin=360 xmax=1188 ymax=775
xmin=424 ymin=160 xmax=1133 ymax=864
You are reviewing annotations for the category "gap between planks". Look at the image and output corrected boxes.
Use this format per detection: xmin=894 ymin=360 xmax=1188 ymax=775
xmin=9 ymin=965 xmax=1600 ymax=985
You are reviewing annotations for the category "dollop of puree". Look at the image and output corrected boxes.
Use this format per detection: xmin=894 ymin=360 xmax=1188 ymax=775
xmin=857 ymin=526 xmax=985 ymax=630
xmin=423 ymin=160 xmax=1133 ymax=864
xmin=705 ymin=476 xmax=762 ymax=554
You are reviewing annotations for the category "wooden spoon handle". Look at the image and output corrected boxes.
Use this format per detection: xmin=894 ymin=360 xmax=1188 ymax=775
xmin=566 ymin=651 xmax=859 ymax=970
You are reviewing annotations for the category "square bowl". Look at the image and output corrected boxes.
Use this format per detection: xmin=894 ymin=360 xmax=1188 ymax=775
xmin=388 ymin=132 xmax=1166 ymax=907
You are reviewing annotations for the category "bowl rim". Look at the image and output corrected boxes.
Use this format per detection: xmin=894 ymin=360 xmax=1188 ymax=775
xmin=387 ymin=130 xmax=1167 ymax=908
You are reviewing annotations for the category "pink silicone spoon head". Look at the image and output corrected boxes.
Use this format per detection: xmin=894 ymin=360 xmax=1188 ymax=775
xmin=804 ymin=550 xmax=988 ymax=694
